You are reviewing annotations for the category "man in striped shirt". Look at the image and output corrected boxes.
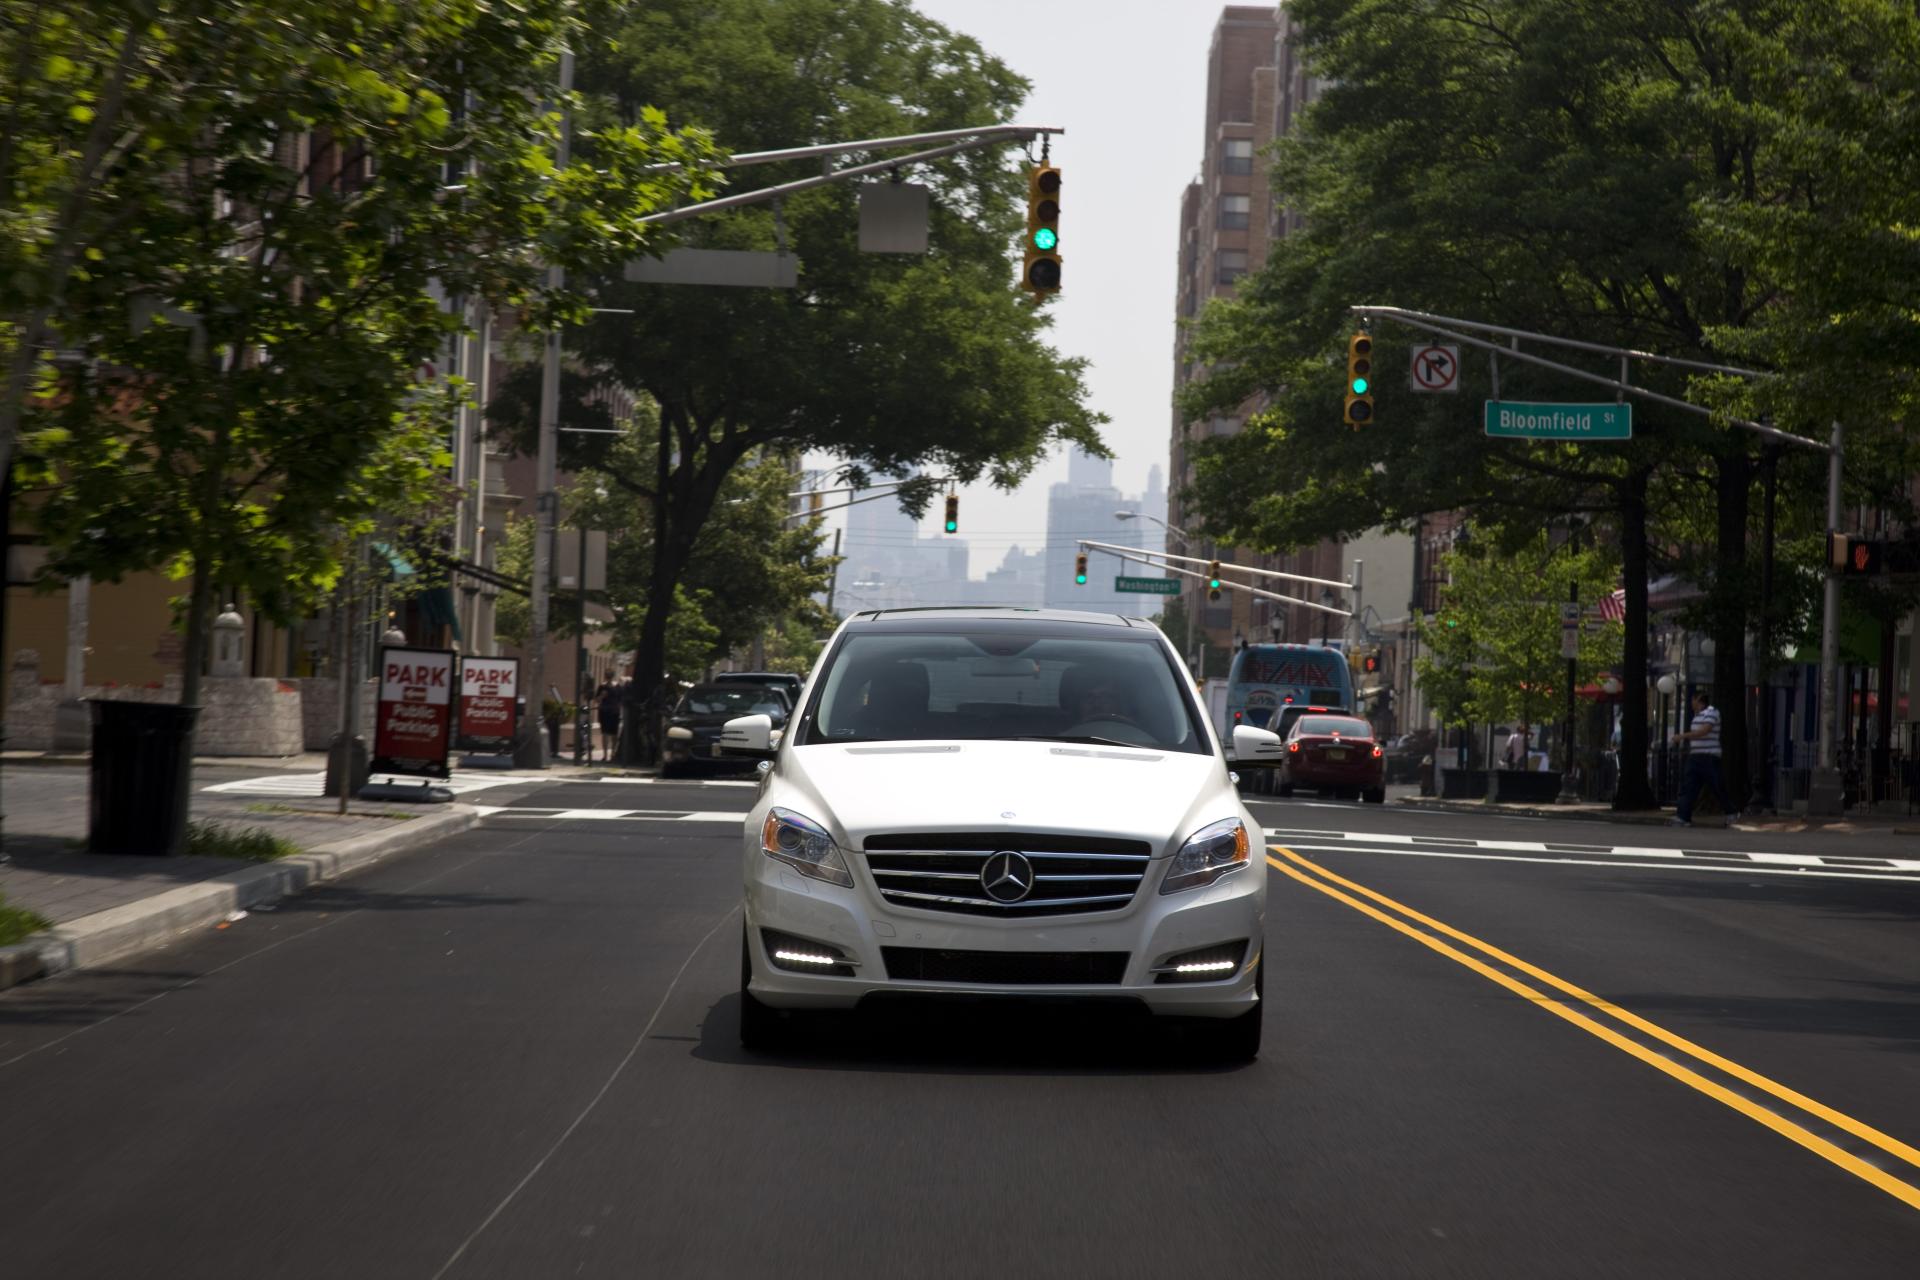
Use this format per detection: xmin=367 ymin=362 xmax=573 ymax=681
xmin=1671 ymin=691 xmax=1731 ymax=826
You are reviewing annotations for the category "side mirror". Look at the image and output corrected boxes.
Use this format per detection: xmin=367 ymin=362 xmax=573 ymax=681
xmin=719 ymin=713 xmax=777 ymax=759
xmin=1232 ymin=724 xmax=1287 ymax=767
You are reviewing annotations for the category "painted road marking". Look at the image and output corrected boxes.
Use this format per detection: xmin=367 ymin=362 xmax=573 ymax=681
xmin=1269 ymin=847 xmax=1920 ymax=1213
xmin=1262 ymin=828 xmax=1920 ymax=876
xmin=1267 ymin=841 xmax=1920 ymax=885
xmin=471 ymin=807 xmax=741 ymax=823
xmin=203 ymin=772 xmax=551 ymax=798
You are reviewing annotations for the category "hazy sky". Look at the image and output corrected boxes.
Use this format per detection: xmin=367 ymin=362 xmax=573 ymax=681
xmin=813 ymin=0 xmax=1228 ymax=575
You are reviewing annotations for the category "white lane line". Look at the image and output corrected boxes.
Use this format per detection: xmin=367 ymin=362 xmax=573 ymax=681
xmin=476 ymin=807 xmax=743 ymax=823
xmin=594 ymin=777 xmax=757 ymax=787
xmin=1262 ymin=827 xmax=1920 ymax=872
xmin=1268 ymin=841 xmax=1920 ymax=883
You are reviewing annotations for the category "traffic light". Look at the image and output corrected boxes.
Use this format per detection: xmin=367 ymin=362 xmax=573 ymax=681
xmin=1074 ymin=552 xmax=1088 ymax=585
xmin=943 ymin=494 xmax=959 ymax=534
xmin=1023 ymin=165 xmax=1062 ymax=296
xmin=1362 ymin=650 xmax=1381 ymax=675
xmin=1344 ymin=332 xmax=1374 ymax=426
xmin=1207 ymin=560 xmax=1222 ymax=602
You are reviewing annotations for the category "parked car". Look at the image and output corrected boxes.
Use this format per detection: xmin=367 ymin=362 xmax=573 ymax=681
xmin=664 ymin=684 xmax=793 ymax=776
xmin=713 ymin=670 xmax=805 ymax=706
xmin=1277 ymin=712 xmax=1386 ymax=803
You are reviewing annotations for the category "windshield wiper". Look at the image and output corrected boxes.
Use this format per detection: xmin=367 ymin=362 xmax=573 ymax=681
xmin=1003 ymin=734 xmax=1156 ymax=751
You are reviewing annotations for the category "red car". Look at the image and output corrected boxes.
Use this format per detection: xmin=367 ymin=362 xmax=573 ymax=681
xmin=1276 ymin=713 xmax=1386 ymax=803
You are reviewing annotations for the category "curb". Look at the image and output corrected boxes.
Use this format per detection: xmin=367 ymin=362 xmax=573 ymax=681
xmin=0 ymin=805 xmax=481 ymax=993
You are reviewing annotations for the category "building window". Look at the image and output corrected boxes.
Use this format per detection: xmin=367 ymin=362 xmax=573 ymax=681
xmin=1222 ymin=139 xmax=1254 ymax=176
xmin=1218 ymin=194 xmax=1250 ymax=230
xmin=1216 ymin=249 xmax=1248 ymax=285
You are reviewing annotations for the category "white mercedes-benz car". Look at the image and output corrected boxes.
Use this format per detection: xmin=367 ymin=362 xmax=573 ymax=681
xmin=720 ymin=607 xmax=1281 ymax=1060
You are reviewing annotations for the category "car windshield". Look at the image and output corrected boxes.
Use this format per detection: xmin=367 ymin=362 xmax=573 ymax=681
xmin=678 ymin=687 xmax=788 ymax=717
xmin=1297 ymin=716 xmax=1371 ymax=737
xmin=800 ymin=627 xmax=1207 ymax=753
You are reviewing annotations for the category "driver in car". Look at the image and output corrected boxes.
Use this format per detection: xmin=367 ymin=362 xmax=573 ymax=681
xmin=1061 ymin=670 xmax=1141 ymax=733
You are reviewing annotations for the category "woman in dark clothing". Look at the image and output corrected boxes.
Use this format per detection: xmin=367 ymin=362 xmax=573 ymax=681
xmin=597 ymin=682 xmax=623 ymax=758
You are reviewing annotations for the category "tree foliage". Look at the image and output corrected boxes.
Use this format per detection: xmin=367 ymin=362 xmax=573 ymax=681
xmin=1176 ymin=0 xmax=1920 ymax=807
xmin=5 ymin=0 xmax=717 ymax=713
xmin=512 ymin=0 xmax=1105 ymax=760
xmin=1414 ymin=535 xmax=1624 ymax=733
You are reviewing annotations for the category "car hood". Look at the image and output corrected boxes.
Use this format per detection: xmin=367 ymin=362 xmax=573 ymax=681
xmin=775 ymin=740 xmax=1231 ymax=857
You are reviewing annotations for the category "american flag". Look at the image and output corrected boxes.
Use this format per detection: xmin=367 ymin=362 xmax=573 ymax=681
xmin=1596 ymin=588 xmax=1626 ymax=622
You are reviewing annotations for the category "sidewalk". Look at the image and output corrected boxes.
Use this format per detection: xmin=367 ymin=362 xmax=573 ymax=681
xmin=1397 ymin=794 xmax=1920 ymax=835
xmin=0 ymin=761 xmax=550 ymax=991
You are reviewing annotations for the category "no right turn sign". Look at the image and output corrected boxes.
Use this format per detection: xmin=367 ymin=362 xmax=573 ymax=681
xmin=1410 ymin=344 xmax=1461 ymax=393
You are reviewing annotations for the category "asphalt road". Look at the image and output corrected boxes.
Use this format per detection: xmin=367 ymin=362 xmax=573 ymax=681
xmin=2 ymin=776 xmax=1917 ymax=1277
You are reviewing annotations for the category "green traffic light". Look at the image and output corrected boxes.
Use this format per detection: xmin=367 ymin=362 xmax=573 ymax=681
xmin=945 ymin=520 xmax=957 ymax=533
xmin=1208 ymin=578 xmax=1221 ymax=590
xmin=1075 ymin=573 xmax=1087 ymax=585
xmin=1351 ymin=377 xmax=1370 ymax=395
xmin=1033 ymin=227 xmax=1058 ymax=251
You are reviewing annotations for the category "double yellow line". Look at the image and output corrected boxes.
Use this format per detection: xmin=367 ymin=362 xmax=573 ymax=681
xmin=1268 ymin=847 xmax=1920 ymax=1213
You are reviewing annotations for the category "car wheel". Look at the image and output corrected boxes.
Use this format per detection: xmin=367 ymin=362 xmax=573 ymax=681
xmin=739 ymin=929 xmax=785 ymax=1053
xmin=1364 ymin=786 xmax=1386 ymax=804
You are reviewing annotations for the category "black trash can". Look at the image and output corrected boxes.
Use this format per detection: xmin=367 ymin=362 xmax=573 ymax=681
xmin=90 ymin=700 xmax=200 ymax=855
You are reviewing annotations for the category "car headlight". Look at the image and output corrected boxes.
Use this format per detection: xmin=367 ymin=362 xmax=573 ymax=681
xmin=1159 ymin=817 xmax=1250 ymax=895
xmin=760 ymin=807 xmax=853 ymax=887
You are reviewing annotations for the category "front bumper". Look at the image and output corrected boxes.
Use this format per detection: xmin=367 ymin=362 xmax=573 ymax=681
xmin=744 ymin=852 xmax=1265 ymax=1019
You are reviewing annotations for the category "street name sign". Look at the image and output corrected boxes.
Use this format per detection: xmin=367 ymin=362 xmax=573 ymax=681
xmin=1115 ymin=576 xmax=1181 ymax=595
xmin=1485 ymin=400 xmax=1632 ymax=440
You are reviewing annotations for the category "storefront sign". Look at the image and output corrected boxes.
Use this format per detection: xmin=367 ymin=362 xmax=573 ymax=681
xmin=456 ymin=655 xmax=520 ymax=753
xmin=372 ymin=646 xmax=455 ymax=778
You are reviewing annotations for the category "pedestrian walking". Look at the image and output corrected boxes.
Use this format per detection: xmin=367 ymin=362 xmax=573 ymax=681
xmin=598 ymin=681 xmax=623 ymax=758
xmin=1670 ymin=691 xmax=1730 ymax=826
xmin=1503 ymin=723 xmax=1530 ymax=770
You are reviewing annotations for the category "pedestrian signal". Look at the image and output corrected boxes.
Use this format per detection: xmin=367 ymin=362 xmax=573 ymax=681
xmin=1344 ymin=333 xmax=1374 ymax=426
xmin=1023 ymin=165 xmax=1062 ymax=296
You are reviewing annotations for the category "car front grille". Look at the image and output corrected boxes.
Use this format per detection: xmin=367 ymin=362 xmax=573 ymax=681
xmin=862 ymin=832 xmax=1155 ymax=917
xmin=880 ymin=947 xmax=1131 ymax=985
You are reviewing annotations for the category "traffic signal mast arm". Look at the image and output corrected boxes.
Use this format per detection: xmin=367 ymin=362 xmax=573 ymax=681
xmin=1076 ymin=539 xmax=1354 ymax=594
xmin=638 ymin=124 xmax=1064 ymax=228
xmin=1077 ymin=542 xmax=1354 ymax=617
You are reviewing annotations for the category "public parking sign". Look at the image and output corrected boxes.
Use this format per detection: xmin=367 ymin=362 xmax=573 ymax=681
xmin=456 ymin=655 xmax=520 ymax=753
xmin=372 ymin=646 xmax=455 ymax=778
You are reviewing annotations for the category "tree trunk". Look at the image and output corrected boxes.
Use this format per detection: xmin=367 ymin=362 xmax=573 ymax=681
xmin=1614 ymin=467 xmax=1656 ymax=810
xmin=1712 ymin=450 xmax=1751 ymax=811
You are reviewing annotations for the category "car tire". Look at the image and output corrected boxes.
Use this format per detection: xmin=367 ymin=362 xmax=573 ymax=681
xmin=739 ymin=930 xmax=785 ymax=1053
xmin=1364 ymin=786 xmax=1386 ymax=804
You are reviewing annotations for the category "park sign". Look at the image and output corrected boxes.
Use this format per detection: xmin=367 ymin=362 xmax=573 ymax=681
xmin=372 ymin=646 xmax=455 ymax=779
xmin=1485 ymin=400 xmax=1632 ymax=440
xmin=456 ymin=654 xmax=520 ymax=754
xmin=1115 ymin=575 xmax=1181 ymax=595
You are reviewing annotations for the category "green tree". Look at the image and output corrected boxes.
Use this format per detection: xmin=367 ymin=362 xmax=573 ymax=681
xmin=9 ymin=0 xmax=715 ymax=756
xmin=1413 ymin=535 xmax=1624 ymax=756
xmin=539 ymin=0 xmax=1103 ymax=761
xmin=1179 ymin=0 xmax=1920 ymax=808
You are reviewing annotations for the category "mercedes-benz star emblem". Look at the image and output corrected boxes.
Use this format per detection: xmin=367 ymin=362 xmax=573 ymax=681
xmin=980 ymin=850 xmax=1034 ymax=903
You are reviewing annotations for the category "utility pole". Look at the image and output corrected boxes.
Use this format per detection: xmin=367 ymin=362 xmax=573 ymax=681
xmin=519 ymin=48 xmax=572 ymax=769
xmin=1811 ymin=420 xmax=1846 ymax=813
xmin=1559 ymin=579 xmax=1578 ymax=803
xmin=825 ymin=527 xmax=842 ymax=616
xmin=573 ymin=522 xmax=588 ymax=764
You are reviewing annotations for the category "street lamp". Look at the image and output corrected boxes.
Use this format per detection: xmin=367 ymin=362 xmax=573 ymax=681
xmin=1115 ymin=510 xmax=1200 ymax=673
